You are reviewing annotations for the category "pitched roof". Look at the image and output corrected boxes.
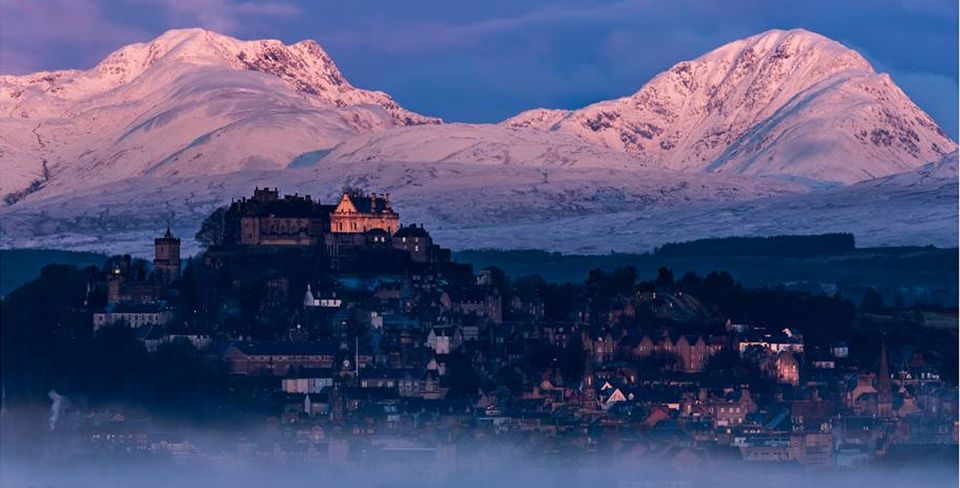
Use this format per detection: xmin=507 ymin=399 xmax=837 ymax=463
xmin=232 ymin=191 xmax=335 ymax=219
xmin=341 ymin=193 xmax=394 ymax=214
xmin=394 ymin=224 xmax=430 ymax=238
xmin=229 ymin=341 xmax=338 ymax=356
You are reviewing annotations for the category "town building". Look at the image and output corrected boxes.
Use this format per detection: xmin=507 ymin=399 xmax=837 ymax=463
xmin=93 ymin=303 xmax=174 ymax=331
xmin=224 ymin=342 xmax=339 ymax=376
xmin=153 ymin=226 xmax=181 ymax=284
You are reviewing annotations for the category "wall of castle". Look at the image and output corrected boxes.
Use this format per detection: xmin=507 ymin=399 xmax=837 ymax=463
xmin=393 ymin=236 xmax=430 ymax=262
xmin=330 ymin=213 xmax=399 ymax=234
xmin=240 ymin=216 xmax=324 ymax=245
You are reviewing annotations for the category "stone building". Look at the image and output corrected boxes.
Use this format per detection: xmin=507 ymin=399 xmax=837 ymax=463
xmin=630 ymin=333 xmax=726 ymax=373
xmin=153 ymin=226 xmax=181 ymax=284
xmin=392 ymin=224 xmax=451 ymax=263
xmin=774 ymin=350 xmax=800 ymax=385
xmin=224 ymin=342 xmax=338 ymax=376
xmin=93 ymin=303 xmax=173 ymax=331
xmin=221 ymin=189 xmax=449 ymax=270
xmin=231 ymin=188 xmax=334 ymax=246
xmin=393 ymin=224 xmax=430 ymax=262
xmin=330 ymin=191 xmax=399 ymax=234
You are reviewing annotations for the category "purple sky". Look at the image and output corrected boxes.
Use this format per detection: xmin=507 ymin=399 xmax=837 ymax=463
xmin=1 ymin=0 xmax=957 ymax=137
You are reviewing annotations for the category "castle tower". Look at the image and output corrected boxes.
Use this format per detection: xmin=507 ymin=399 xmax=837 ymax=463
xmin=877 ymin=337 xmax=893 ymax=417
xmin=154 ymin=226 xmax=181 ymax=284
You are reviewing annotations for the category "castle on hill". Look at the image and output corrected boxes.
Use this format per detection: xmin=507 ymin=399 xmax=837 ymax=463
xmin=221 ymin=187 xmax=448 ymax=266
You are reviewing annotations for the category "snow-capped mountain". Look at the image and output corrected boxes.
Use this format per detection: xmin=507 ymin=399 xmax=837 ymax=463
xmin=0 ymin=28 xmax=437 ymax=204
xmin=0 ymin=28 xmax=955 ymax=255
xmin=505 ymin=29 xmax=955 ymax=184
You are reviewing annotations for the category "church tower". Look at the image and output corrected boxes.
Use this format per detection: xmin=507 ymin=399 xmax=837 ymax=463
xmin=877 ymin=337 xmax=893 ymax=417
xmin=581 ymin=353 xmax=596 ymax=410
xmin=154 ymin=226 xmax=181 ymax=284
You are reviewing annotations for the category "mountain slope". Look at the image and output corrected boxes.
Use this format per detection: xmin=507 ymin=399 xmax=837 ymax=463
xmin=320 ymin=123 xmax=650 ymax=169
xmin=505 ymin=29 xmax=955 ymax=184
xmin=0 ymin=28 xmax=438 ymax=204
xmin=435 ymin=153 xmax=959 ymax=252
xmin=1 ymin=156 xmax=952 ymax=256
xmin=0 ymin=161 xmax=800 ymax=255
xmin=0 ymin=28 xmax=955 ymax=256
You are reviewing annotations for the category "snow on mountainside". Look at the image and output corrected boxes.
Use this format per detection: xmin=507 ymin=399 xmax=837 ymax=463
xmin=0 ymin=161 xmax=799 ymax=255
xmin=321 ymin=123 xmax=649 ymax=169
xmin=505 ymin=29 xmax=955 ymax=184
xmin=0 ymin=156 xmax=953 ymax=256
xmin=0 ymin=28 xmax=438 ymax=204
xmin=0 ymin=28 xmax=955 ymax=255
xmin=438 ymin=152 xmax=959 ymax=252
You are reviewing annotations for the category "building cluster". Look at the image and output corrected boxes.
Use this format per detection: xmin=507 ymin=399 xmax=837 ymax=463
xmin=75 ymin=188 xmax=957 ymax=471
xmin=226 ymin=187 xmax=447 ymax=267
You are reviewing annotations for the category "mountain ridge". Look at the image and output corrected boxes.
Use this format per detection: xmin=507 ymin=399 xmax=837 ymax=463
xmin=0 ymin=27 xmax=955 ymax=255
xmin=0 ymin=28 xmax=438 ymax=203
xmin=504 ymin=29 xmax=954 ymax=183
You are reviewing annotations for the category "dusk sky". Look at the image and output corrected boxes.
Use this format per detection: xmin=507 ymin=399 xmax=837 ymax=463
xmin=2 ymin=0 xmax=957 ymax=137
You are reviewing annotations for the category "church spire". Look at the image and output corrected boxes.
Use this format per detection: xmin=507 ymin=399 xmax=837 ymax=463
xmin=877 ymin=336 xmax=893 ymax=416
xmin=581 ymin=349 xmax=596 ymax=409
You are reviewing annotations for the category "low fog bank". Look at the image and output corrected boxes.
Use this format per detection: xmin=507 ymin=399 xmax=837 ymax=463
xmin=1 ymin=454 xmax=957 ymax=488
xmin=2 ymin=404 xmax=957 ymax=488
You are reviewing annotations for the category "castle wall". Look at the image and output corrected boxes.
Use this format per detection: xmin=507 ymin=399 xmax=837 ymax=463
xmin=331 ymin=213 xmax=399 ymax=234
xmin=241 ymin=216 xmax=324 ymax=246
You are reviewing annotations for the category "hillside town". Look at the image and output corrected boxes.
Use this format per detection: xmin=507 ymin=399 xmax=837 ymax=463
xmin=2 ymin=188 xmax=956 ymax=475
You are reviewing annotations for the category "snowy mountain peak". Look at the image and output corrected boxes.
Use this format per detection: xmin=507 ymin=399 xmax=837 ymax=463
xmin=0 ymin=29 xmax=440 ymax=203
xmin=723 ymin=28 xmax=870 ymax=66
xmin=3 ymin=28 xmax=438 ymax=125
xmin=506 ymin=28 xmax=953 ymax=184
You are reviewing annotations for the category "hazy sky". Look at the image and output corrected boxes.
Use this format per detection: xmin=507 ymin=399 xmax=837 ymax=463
xmin=1 ymin=0 xmax=957 ymax=137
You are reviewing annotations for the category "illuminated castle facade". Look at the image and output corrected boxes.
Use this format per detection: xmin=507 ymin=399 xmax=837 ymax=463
xmin=220 ymin=188 xmax=445 ymax=266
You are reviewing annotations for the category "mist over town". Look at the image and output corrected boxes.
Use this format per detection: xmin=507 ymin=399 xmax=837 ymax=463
xmin=1 ymin=1 xmax=957 ymax=487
